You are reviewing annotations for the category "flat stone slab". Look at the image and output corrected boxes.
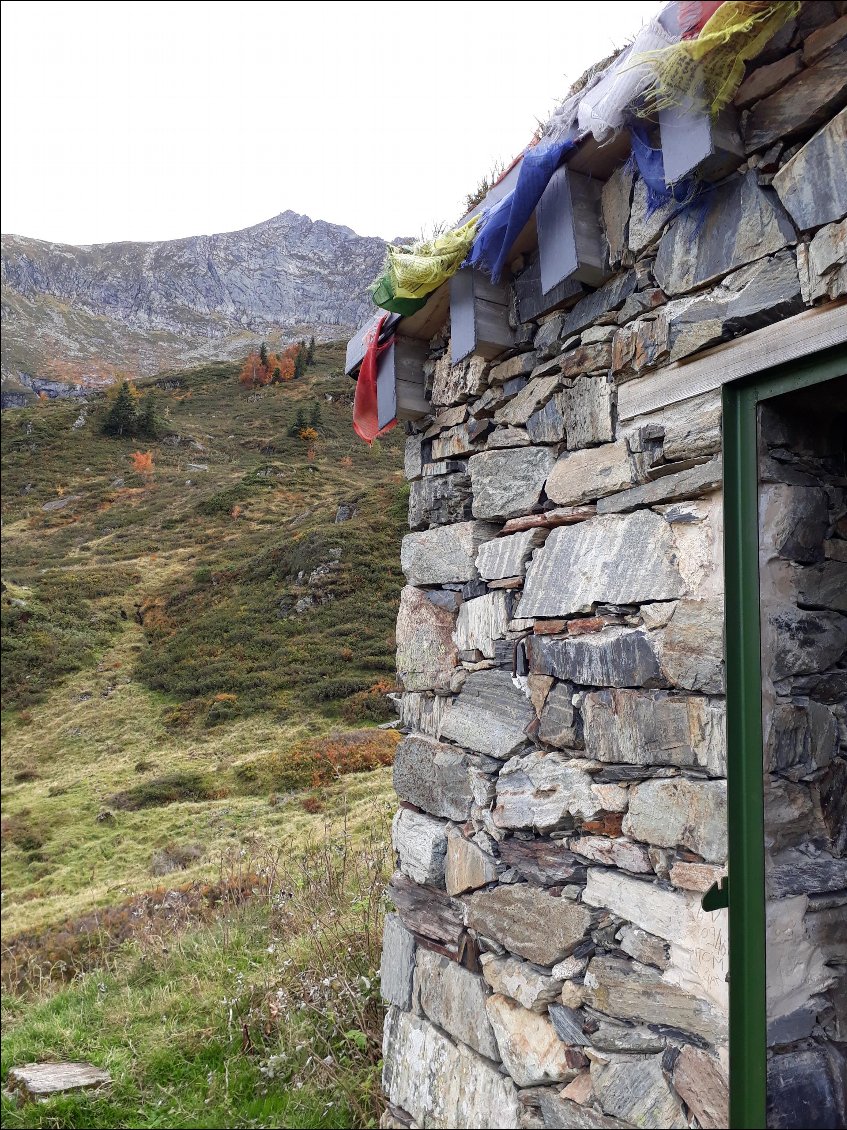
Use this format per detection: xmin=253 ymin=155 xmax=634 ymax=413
xmin=438 ymin=669 xmax=534 ymax=759
xmin=469 ymin=446 xmax=556 ymax=521
xmin=401 ymin=521 xmax=499 ymax=586
xmin=528 ymin=628 xmax=664 ymax=689
xmin=521 ymin=511 xmax=687 ymax=618
xmin=466 ymin=884 xmax=593 ymax=966
xmin=6 ymin=1062 xmax=111 ymax=1102
xmin=477 ymin=528 xmax=547 ymax=580
xmin=773 ymin=108 xmax=847 ymax=230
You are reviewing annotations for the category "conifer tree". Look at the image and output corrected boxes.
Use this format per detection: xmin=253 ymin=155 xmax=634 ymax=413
xmin=294 ymin=348 xmax=306 ymax=380
xmin=307 ymin=336 xmax=316 ymax=364
xmin=137 ymin=392 xmax=161 ymax=438
xmin=271 ymin=366 xmax=282 ymax=385
xmin=288 ymin=407 xmax=308 ymax=436
xmin=309 ymin=401 xmax=322 ymax=431
xmin=259 ymin=341 xmax=269 ymax=369
xmin=103 ymin=381 xmax=138 ymax=437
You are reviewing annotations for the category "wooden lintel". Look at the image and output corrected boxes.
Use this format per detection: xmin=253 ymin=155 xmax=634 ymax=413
xmin=617 ymin=302 xmax=847 ymax=421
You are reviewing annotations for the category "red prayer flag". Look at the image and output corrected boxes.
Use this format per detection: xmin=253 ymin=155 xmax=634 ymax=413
xmin=353 ymin=314 xmax=397 ymax=444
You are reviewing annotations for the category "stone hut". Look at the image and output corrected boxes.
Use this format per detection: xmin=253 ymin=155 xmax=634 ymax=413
xmin=347 ymin=4 xmax=846 ymax=1127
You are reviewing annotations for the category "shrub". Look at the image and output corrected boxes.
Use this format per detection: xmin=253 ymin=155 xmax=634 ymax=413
xmin=109 ymin=771 xmax=223 ymax=810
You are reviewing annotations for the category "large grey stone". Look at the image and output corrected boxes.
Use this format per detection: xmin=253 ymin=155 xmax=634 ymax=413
xmin=408 ymin=471 xmax=473 ymax=530
xmin=476 ymin=529 xmax=546 ymax=580
xmin=673 ymin=1046 xmax=729 ymax=1130
xmin=416 ymin=948 xmax=500 ymax=1061
xmin=582 ymin=689 xmax=726 ymax=776
xmin=494 ymin=751 xmax=601 ymax=833
xmin=6 ymin=1062 xmax=111 ymax=1103
xmin=798 ymin=218 xmax=847 ymax=302
xmin=659 ymin=599 xmax=725 ymax=693
xmin=465 ymin=885 xmax=593 ymax=965
xmin=623 ymin=778 xmax=728 ymax=863
xmin=584 ymin=956 xmax=726 ymax=1045
xmin=405 ymin=433 xmax=425 ymax=480
xmin=392 ymin=808 xmax=448 ymax=886
xmin=571 ymin=835 xmax=653 ymax=875
xmin=798 ymin=561 xmax=847 ymax=613
xmin=538 ymin=1092 xmax=633 ymax=1130
xmin=766 ymin=605 xmax=847 ymax=679
xmin=398 ymin=691 xmax=447 ymax=738
xmin=558 ymin=271 xmax=638 ymax=338
xmin=761 ymin=483 xmax=830 ymax=563
xmin=382 ymin=1007 xmax=520 ymax=1130
xmin=469 ymin=447 xmax=556 ymax=521
xmin=744 ymin=42 xmax=847 ymax=152
xmin=629 ymin=175 xmax=679 ymax=256
xmin=380 ymin=913 xmax=416 ymax=1008
xmin=654 ymin=171 xmax=795 ymax=296
xmin=591 ymin=1056 xmax=687 ymax=1129
xmin=546 ymin=442 xmax=634 ymax=506
xmin=538 ymin=681 xmax=581 ymax=749
xmin=445 ymin=828 xmax=499 ymax=895
xmin=766 ymin=1045 xmax=847 ymax=1130
xmin=388 ymin=872 xmax=465 ymax=951
xmin=486 ymin=994 xmax=584 ymax=1086
xmin=521 ymin=511 xmax=687 ymax=618
xmin=495 ymin=374 xmax=561 ymax=426
xmin=766 ymin=700 xmax=837 ymax=779
xmin=597 ymin=457 xmax=722 ymax=515
xmin=497 ymin=838 xmax=588 ymax=886
xmin=563 ymin=376 xmax=614 ymax=450
xmin=527 ymin=393 xmax=567 ymax=444
xmin=602 ymin=163 xmax=634 ymax=268
xmin=432 ymin=354 xmax=489 ymax=407
xmin=393 ymin=734 xmax=474 ymax=821
xmin=454 ymin=592 xmax=509 ymax=660
xmin=481 ymin=954 xmax=563 ymax=1013
xmin=438 ymin=670 xmax=534 ymax=759
xmin=396 ymin=586 xmax=457 ymax=693
xmin=528 ymin=629 xmax=664 ymax=688
xmin=401 ymin=521 xmax=499 ymax=586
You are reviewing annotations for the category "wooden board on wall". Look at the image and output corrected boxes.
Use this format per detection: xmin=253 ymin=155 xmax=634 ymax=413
xmin=537 ymin=166 xmax=609 ymax=293
xmin=450 ymin=268 xmax=514 ymax=364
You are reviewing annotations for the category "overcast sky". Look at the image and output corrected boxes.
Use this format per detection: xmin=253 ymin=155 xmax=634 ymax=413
xmin=1 ymin=0 xmax=662 ymax=246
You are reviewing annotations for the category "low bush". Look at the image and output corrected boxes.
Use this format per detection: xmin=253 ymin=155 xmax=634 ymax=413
xmin=109 ymin=771 xmax=223 ymax=811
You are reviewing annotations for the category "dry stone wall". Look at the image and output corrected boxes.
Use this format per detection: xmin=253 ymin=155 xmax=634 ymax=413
xmin=380 ymin=10 xmax=846 ymax=1128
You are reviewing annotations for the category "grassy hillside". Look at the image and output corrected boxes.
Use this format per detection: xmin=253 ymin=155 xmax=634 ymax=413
xmin=0 ymin=345 xmax=408 ymax=1128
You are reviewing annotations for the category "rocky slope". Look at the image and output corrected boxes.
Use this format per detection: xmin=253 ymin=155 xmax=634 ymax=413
xmin=1 ymin=211 xmax=387 ymax=403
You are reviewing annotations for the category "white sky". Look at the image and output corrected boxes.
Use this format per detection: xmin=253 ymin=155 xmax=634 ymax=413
xmin=1 ymin=0 xmax=662 ymax=246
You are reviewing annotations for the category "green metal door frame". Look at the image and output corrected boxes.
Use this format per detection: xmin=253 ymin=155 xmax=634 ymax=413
xmin=722 ymin=344 xmax=847 ymax=1129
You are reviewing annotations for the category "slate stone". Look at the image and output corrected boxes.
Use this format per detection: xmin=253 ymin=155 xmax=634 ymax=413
xmin=766 ymin=1045 xmax=847 ymax=1130
xmin=582 ymin=687 xmax=731 ymax=777
xmin=768 ymin=855 xmax=847 ymax=898
xmin=653 ymin=171 xmax=796 ymax=296
xmin=495 ymin=374 xmax=561 ymax=426
xmin=527 ymin=393 xmax=567 ymax=444
xmin=562 ymin=376 xmax=614 ymax=449
xmin=497 ymin=837 xmax=588 ymax=886
xmin=396 ymin=586 xmax=457 ymax=693
xmin=558 ymin=271 xmax=638 ymax=338
xmin=489 ymin=351 xmax=539 ymax=384
xmin=571 ymin=836 xmax=653 ymax=875
xmin=392 ymin=808 xmax=448 ymax=886
xmin=380 ymin=912 xmax=416 ymax=1009
xmin=617 ymin=924 xmax=669 ymax=968
xmin=393 ymin=733 xmax=474 ymax=821
xmin=538 ymin=1092 xmax=633 ymax=1130
xmin=6 ymin=1063 xmax=111 ymax=1103
xmin=623 ymin=778 xmax=728 ymax=863
xmin=521 ymin=511 xmax=687 ymax=618
xmin=431 ymin=353 xmax=489 ymax=406
xmin=547 ymin=1003 xmax=589 ymax=1045
xmin=590 ymin=1055 xmax=687 ymax=1129
xmin=773 ymin=108 xmax=847 ymax=229
xmin=469 ymin=446 xmax=556 ymax=521
xmin=416 ymin=948 xmax=500 ymax=1061
xmin=659 ymin=598 xmax=726 ymax=694
xmin=486 ymin=425 xmax=530 ymax=448
xmin=486 ymin=994 xmax=585 ymax=1086
xmin=438 ymin=669 xmax=535 ymax=759
xmin=382 ymin=1007 xmax=520 ymax=1130
xmin=465 ymin=884 xmax=593 ymax=965
xmin=538 ymin=681 xmax=581 ymax=748
xmin=799 ymin=218 xmax=847 ymax=302
xmin=557 ymin=342 xmax=613 ymax=379
xmin=762 ymin=483 xmax=830 ymax=563
xmin=408 ymin=471 xmax=473 ymax=530
xmin=820 ymin=756 xmax=847 ymax=856
xmin=454 ymin=592 xmax=510 ymax=660
xmin=766 ymin=605 xmax=847 ymax=679
xmin=766 ymin=700 xmax=837 ymax=778
xmin=736 ymin=49 xmax=803 ymax=107
xmin=477 ymin=528 xmax=546 ymax=580
xmin=744 ymin=41 xmax=847 ymax=152
xmin=596 ymin=457 xmax=722 ymax=515
xmin=445 ymin=828 xmax=499 ymax=895
xmin=546 ymin=441 xmax=634 ymax=507
xmin=398 ymin=691 xmax=447 ymax=738
xmin=401 ymin=521 xmax=499 ymax=586
xmin=583 ymin=956 xmax=726 ymax=1045
xmin=387 ymin=871 xmax=465 ymax=951
xmin=481 ymin=954 xmax=563 ymax=1013
xmin=629 ymin=175 xmax=679 ymax=256
xmin=494 ymin=751 xmax=601 ymax=832
xmin=590 ymin=1022 xmax=665 ymax=1053
xmin=528 ymin=628 xmax=664 ymax=689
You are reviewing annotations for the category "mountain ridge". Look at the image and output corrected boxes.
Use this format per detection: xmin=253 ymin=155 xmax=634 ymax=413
xmin=1 ymin=209 xmax=389 ymax=403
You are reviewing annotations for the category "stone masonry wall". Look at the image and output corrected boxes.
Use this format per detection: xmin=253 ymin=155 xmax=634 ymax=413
xmin=758 ymin=384 xmax=847 ymax=1128
xmin=380 ymin=9 xmax=846 ymax=1129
